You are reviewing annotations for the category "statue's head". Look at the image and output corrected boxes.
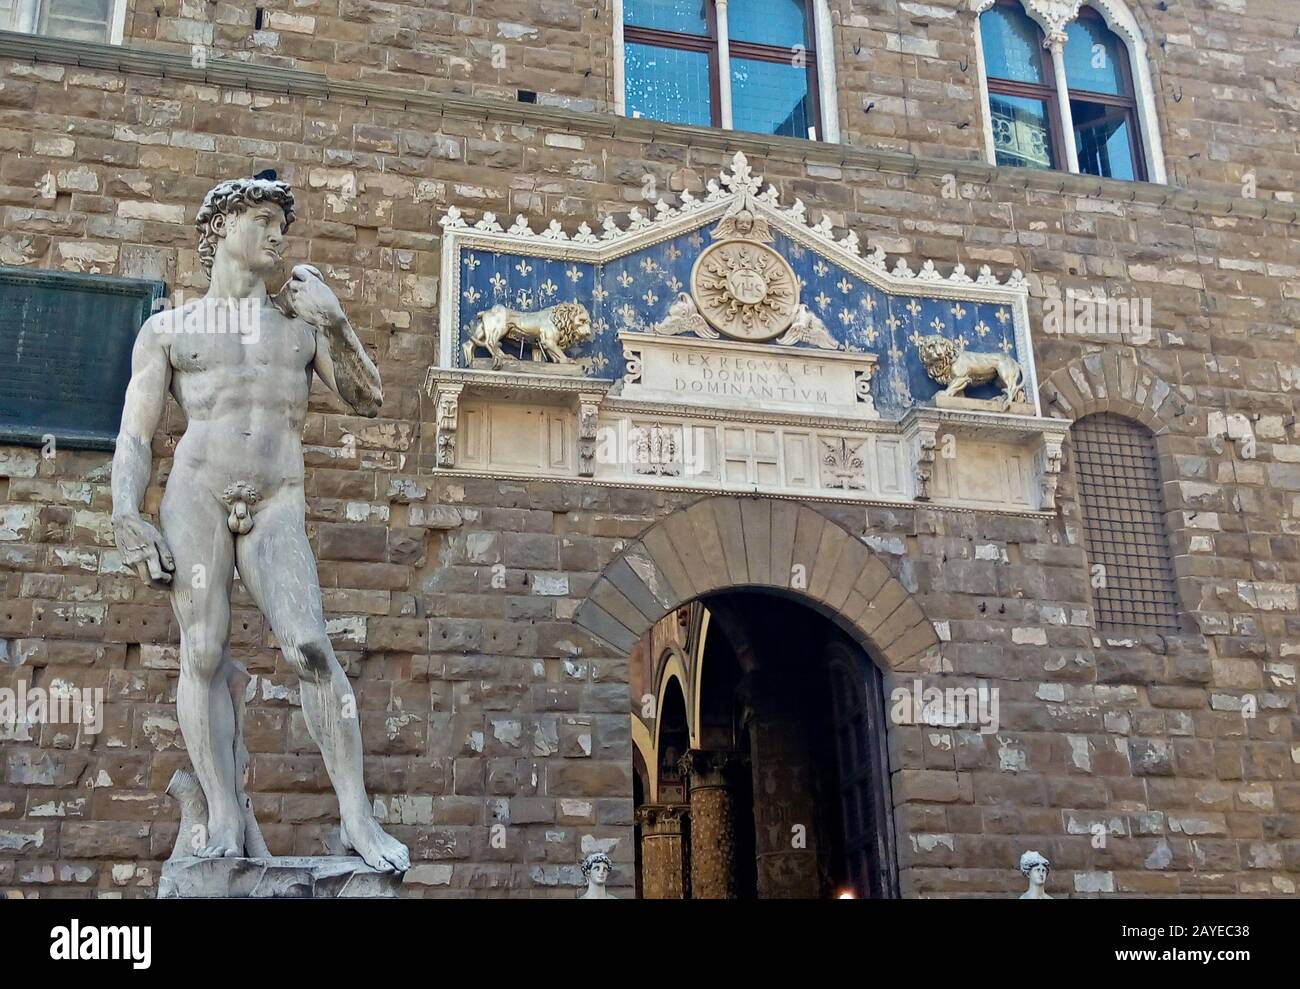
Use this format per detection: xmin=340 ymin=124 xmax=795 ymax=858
xmin=581 ymin=852 xmax=612 ymax=886
xmin=196 ymin=175 xmax=296 ymax=276
xmin=1019 ymin=850 xmax=1050 ymax=885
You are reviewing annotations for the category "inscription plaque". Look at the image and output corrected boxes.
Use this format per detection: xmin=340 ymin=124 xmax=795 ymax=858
xmin=0 ymin=267 xmax=166 ymax=449
xmin=619 ymin=331 xmax=879 ymax=418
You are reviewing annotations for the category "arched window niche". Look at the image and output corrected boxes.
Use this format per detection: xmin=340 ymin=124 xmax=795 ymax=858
xmin=972 ymin=0 xmax=1166 ymax=184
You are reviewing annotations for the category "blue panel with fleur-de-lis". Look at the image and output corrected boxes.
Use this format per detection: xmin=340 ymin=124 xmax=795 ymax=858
xmin=455 ymin=230 xmax=1023 ymax=417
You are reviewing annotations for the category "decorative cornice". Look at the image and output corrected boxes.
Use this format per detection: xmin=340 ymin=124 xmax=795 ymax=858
xmin=0 ymin=32 xmax=1288 ymax=225
xmin=441 ymin=151 xmax=1033 ymax=297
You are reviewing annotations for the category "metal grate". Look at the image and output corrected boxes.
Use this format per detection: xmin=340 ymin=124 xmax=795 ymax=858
xmin=1071 ymin=413 xmax=1181 ymax=632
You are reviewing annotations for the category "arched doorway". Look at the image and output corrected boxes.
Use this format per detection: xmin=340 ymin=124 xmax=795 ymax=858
xmin=632 ymin=592 xmax=896 ymax=899
xmin=575 ymin=496 xmax=941 ymax=899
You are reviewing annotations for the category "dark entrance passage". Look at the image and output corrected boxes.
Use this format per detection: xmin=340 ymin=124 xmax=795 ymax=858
xmin=632 ymin=591 xmax=897 ymax=899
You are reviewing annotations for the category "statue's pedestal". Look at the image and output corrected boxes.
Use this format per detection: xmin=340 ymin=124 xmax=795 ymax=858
xmin=935 ymin=393 xmax=1035 ymax=416
xmin=158 ymin=856 xmax=404 ymax=898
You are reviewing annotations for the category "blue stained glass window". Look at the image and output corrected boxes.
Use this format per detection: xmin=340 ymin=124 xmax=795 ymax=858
xmin=731 ymin=57 xmax=813 ymax=138
xmin=625 ymin=43 xmax=713 ymax=127
xmin=728 ymin=0 xmax=807 ymax=48
xmin=624 ymin=0 xmax=708 ymax=35
xmin=981 ymin=4 xmax=1046 ymax=84
xmin=1063 ymin=14 xmax=1126 ymax=95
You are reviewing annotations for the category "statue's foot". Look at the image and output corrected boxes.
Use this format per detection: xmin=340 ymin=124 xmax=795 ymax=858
xmin=341 ymin=814 xmax=410 ymax=873
xmin=197 ymin=819 xmax=243 ymax=858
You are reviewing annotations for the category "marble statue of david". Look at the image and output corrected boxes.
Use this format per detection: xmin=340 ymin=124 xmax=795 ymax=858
xmin=110 ymin=176 xmax=410 ymax=872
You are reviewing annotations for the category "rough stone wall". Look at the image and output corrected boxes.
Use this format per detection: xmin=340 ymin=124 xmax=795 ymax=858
xmin=0 ymin=0 xmax=1297 ymax=896
xmin=110 ymin=0 xmax=1300 ymax=200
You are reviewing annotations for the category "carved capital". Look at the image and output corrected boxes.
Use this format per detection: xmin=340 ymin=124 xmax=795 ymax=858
xmin=913 ymin=424 xmax=939 ymax=502
xmin=677 ymin=749 xmax=746 ymax=790
xmin=1024 ymin=0 xmax=1083 ymax=46
xmin=636 ymin=803 xmax=690 ymax=835
xmin=434 ymin=384 xmax=462 ymax=469
xmin=577 ymin=392 xmax=603 ymax=477
xmin=1037 ymin=435 xmax=1065 ymax=511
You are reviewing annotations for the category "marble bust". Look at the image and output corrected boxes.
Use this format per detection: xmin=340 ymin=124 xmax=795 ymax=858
xmin=579 ymin=852 xmax=616 ymax=899
xmin=1019 ymin=850 xmax=1052 ymax=899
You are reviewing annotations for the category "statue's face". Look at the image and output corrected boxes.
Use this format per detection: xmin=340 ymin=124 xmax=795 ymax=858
xmin=1030 ymin=864 xmax=1047 ymax=885
xmin=590 ymin=861 xmax=608 ymax=885
xmin=216 ymin=201 xmax=286 ymax=274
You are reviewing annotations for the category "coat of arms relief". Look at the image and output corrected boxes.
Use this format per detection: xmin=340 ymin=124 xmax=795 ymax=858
xmin=429 ymin=152 xmax=1067 ymax=513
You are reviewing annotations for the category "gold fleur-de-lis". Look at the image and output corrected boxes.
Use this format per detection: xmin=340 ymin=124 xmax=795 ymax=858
xmin=906 ymin=299 xmax=922 ymax=317
xmin=668 ymin=276 xmax=683 ymax=293
xmin=839 ymin=308 xmax=853 ymax=326
xmin=689 ymin=232 xmax=704 ymax=248
xmin=950 ymin=303 xmax=966 ymax=320
xmin=814 ymin=260 xmax=829 ymax=277
xmin=515 ymin=259 xmax=532 ymax=277
xmin=617 ymin=271 xmax=634 ymax=288
xmin=974 ymin=320 xmax=991 ymax=337
xmin=930 ymin=317 xmax=945 ymax=333
xmin=666 ymin=245 xmax=682 ymax=262
xmin=489 ymin=272 xmax=507 ymax=293
xmin=618 ymin=303 xmax=637 ymax=325
xmin=1000 ymin=338 xmax=1014 ymax=353
xmin=888 ymin=344 xmax=903 ymax=361
xmin=592 ymin=284 xmax=608 ymax=302
xmin=908 ymin=330 xmax=923 ymax=347
xmin=643 ymin=289 xmax=659 ymax=306
xmin=540 ymin=278 xmax=558 ymax=298
xmin=640 ymin=257 xmax=659 ymax=274
xmin=955 ymin=334 xmax=969 ymax=350
xmin=566 ymin=266 xmax=583 ymax=283
xmin=864 ymin=326 xmax=880 ymax=344
xmin=837 ymin=278 xmax=853 ymax=294
xmin=463 ymin=254 xmax=481 ymax=270
xmin=886 ymin=313 xmax=902 ymax=331
xmin=463 ymin=286 xmax=480 ymax=304
xmin=815 ymin=291 xmax=831 ymax=310
xmin=995 ymin=307 xmax=1010 ymax=324
xmin=861 ymin=296 xmax=876 ymax=311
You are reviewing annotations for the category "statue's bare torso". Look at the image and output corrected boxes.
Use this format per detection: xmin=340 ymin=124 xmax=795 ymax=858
xmin=161 ymin=301 xmax=313 ymax=506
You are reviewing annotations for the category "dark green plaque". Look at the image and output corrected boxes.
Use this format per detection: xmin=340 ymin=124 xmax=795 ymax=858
xmin=0 ymin=266 xmax=166 ymax=450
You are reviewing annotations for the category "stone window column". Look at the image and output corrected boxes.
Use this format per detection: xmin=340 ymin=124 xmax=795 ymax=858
xmin=635 ymin=804 xmax=690 ymax=899
xmin=678 ymin=750 xmax=745 ymax=899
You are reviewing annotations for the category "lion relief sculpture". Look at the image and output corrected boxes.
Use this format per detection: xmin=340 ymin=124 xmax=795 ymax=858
xmin=916 ymin=334 xmax=1026 ymax=410
xmin=463 ymin=301 xmax=595 ymax=369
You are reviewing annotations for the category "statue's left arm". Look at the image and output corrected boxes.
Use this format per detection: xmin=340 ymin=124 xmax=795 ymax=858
xmin=285 ymin=264 xmax=383 ymax=418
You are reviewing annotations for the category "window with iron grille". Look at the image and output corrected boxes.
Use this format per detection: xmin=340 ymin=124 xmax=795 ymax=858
xmin=1071 ymin=413 xmax=1180 ymax=632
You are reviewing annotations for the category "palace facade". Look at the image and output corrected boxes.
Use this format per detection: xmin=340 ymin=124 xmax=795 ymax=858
xmin=0 ymin=0 xmax=1298 ymax=898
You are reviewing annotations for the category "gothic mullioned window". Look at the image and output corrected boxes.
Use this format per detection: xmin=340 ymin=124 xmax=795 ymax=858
xmin=976 ymin=0 xmax=1165 ymax=183
xmin=1071 ymin=413 xmax=1181 ymax=632
xmin=2 ymin=0 xmax=124 ymax=43
xmin=617 ymin=0 xmax=839 ymax=141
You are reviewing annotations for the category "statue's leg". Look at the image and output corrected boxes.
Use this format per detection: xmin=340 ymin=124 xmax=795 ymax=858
xmin=234 ymin=490 xmax=411 ymax=873
xmin=160 ymin=481 xmax=242 ymax=857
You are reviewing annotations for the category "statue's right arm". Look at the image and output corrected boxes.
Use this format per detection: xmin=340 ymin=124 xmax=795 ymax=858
xmin=110 ymin=319 xmax=176 ymax=587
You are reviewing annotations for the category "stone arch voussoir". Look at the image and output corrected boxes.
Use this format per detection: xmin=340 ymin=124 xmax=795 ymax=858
xmin=1039 ymin=350 xmax=1187 ymax=431
xmin=573 ymin=496 xmax=940 ymax=673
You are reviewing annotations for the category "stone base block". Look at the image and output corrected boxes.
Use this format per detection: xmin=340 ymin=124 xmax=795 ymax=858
xmin=158 ymin=856 xmax=404 ymax=898
xmin=935 ymin=394 xmax=1035 ymax=416
xmin=469 ymin=356 xmax=585 ymax=375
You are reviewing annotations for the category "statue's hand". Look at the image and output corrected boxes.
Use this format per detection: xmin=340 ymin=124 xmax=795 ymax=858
xmin=283 ymin=264 xmax=345 ymax=330
xmin=112 ymin=514 xmax=175 ymax=589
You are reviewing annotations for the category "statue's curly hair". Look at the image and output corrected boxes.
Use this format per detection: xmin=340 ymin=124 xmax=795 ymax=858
xmin=194 ymin=177 xmax=295 ymax=274
xmin=1019 ymin=850 xmax=1050 ymax=877
xmin=580 ymin=851 xmax=612 ymax=877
